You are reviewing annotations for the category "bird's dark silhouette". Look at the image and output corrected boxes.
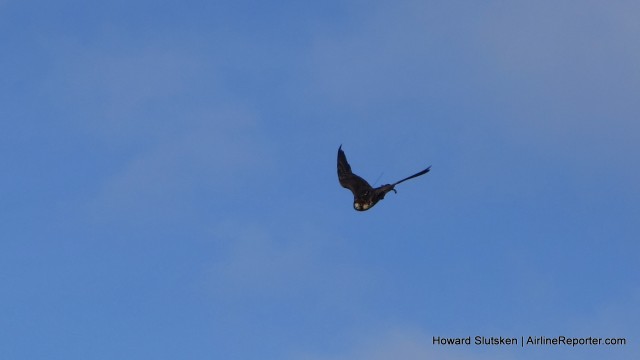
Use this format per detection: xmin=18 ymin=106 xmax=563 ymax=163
xmin=337 ymin=145 xmax=431 ymax=211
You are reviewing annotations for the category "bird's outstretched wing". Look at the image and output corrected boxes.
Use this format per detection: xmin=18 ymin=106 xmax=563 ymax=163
xmin=337 ymin=145 xmax=372 ymax=197
xmin=392 ymin=166 xmax=431 ymax=186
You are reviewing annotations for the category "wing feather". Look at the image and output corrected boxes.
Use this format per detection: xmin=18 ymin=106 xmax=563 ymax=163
xmin=337 ymin=145 xmax=372 ymax=196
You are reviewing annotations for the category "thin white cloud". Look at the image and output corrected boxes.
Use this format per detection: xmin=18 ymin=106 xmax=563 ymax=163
xmin=474 ymin=1 xmax=640 ymax=193
xmin=41 ymin=36 xmax=277 ymax=224
xmin=479 ymin=1 xmax=640 ymax=78
xmin=88 ymin=108 xmax=274 ymax=224
xmin=477 ymin=1 xmax=640 ymax=143
xmin=205 ymin=222 xmax=370 ymax=305
xmin=308 ymin=1 xmax=464 ymax=108
xmin=43 ymin=38 xmax=207 ymax=142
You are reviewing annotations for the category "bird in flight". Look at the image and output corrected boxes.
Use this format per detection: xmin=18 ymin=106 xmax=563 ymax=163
xmin=337 ymin=145 xmax=431 ymax=211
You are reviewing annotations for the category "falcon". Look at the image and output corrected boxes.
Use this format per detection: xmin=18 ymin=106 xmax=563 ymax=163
xmin=337 ymin=145 xmax=431 ymax=211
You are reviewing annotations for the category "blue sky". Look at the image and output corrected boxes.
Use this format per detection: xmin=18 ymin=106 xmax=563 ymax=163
xmin=2 ymin=1 xmax=639 ymax=359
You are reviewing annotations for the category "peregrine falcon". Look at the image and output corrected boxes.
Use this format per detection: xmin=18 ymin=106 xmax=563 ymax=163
xmin=337 ymin=145 xmax=431 ymax=211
